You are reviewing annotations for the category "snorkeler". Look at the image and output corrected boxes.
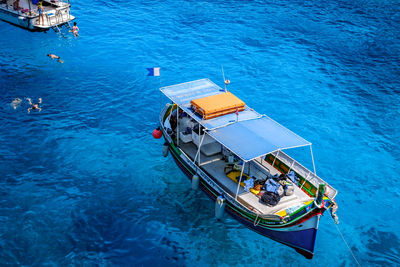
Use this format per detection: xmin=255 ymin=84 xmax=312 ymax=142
xmin=27 ymin=97 xmax=42 ymax=113
xmin=47 ymin=54 xmax=64 ymax=63
xmin=10 ymin=98 xmax=22 ymax=110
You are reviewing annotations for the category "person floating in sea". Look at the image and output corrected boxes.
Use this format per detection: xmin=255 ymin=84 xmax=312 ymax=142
xmin=27 ymin=98 xmax=42 ymax=113
xmin=72 ymin=22 xmax=79 ymax=37
xmin=10 ymin=98 xmax=22 ymax=110
xmin=47 ymin=53 xmax=64 ymax=63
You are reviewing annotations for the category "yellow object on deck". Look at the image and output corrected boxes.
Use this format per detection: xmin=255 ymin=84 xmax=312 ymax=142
xmin=226 ymin=171 xmax=249 ymax=187
xmin=190 ymin=92 xmax=245 ymax=120
xmin=226 ymin=171 xmax=261 ymax=195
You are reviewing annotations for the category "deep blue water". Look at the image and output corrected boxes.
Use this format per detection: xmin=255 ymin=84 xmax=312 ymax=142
xmin=1 ymin=0 xmax=400 ymax=266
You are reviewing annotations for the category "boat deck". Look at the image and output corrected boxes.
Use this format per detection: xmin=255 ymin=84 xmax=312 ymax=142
xmin=179 ymin=141 xmax=312 ymax=215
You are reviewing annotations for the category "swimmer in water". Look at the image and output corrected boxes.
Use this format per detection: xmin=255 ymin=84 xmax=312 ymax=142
xmin=10 ymin=98 xmax=22 ymax=110
xmin=72 ymin=22 xmax=79 ymax=37
xmin=47 ymin=54 xmax=64 ymax=63
xmin=27 ymin=97 xmax=42 ymax=113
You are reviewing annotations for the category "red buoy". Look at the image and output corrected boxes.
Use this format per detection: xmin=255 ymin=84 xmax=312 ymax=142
xmin=152 ymin=127 xmax=162 ymax=139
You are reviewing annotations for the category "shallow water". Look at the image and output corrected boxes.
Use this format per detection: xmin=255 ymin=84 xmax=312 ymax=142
xmin=0 ymin=0 xmax=400 ymax=266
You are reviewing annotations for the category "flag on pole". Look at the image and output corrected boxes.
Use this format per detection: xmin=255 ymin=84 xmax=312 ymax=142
xmin=147 ymin=67 xmax=160 ymax=76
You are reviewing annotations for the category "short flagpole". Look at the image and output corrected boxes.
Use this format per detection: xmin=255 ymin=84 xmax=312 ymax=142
xmin=221 ymin=65 xmax=230 ymax=92
xmin=221 ymin=65 xmax=227 ymax=92
xmin=156 ymin=68 xmax=162 ymax=111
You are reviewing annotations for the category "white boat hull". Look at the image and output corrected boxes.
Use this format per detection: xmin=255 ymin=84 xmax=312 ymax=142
xmin=0 ymin=2 xmax=74 ymax=32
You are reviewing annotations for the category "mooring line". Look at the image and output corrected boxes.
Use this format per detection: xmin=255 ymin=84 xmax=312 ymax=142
xmin=330 ymin=215 xmax=361 ymax=267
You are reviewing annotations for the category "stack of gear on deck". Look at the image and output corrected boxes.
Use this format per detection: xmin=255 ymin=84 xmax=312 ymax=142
xmin=260 ymin=173 xmax=297 ymax=206
xmin=190 ymin=92 xmax=245 ymax=120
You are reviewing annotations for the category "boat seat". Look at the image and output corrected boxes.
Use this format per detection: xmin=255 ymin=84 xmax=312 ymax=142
xmin=200 ymin=142 xmax=221 ymax=156
xmin=192 ymin=131 xmax=216 ymax=147
xmin=179 ymin=116 xmax=192 ymax=130
xmin=179 ymin=132 xmax=192 ymax=143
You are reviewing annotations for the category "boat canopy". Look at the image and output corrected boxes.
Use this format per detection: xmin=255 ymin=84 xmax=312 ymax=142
xmin=160 ymin=78 xmax=311 ymax=162
xmin=161 ymin=79 xmax=262 ymax=130
xmin=208 ymin=117 xmax=310 ymax=161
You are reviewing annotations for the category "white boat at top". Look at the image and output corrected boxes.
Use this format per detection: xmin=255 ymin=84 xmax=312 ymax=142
xmin=0 ymin=0 xmax=74 ymax=32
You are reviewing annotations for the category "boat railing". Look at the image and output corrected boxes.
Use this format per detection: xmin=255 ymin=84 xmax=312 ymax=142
xmin=271 ymin=150 xmax=337 ymax=199
xmin=250 ymin=158 xmax=271 ymax=179
xmin=45 ymin=5 xmax=71 ymax=26
xmin=159 ymin=103 xmax=174 ymax=143
xmin=55 ymin=0 xmax=70 ymax=5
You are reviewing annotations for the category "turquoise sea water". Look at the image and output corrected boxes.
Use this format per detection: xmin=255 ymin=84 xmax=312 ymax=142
xmin=1 ymin=0 xmax=400 ymax=266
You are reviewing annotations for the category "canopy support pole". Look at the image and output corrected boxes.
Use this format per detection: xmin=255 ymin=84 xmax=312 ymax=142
xmin=235 ymin=163 xmax=245 ymax=200
xmin=272 ymin=150 xmax=280 ymax=167
xmin=176 ymin=106 xmax=179 ymax=147
xmin=300 ymin=171 xmax=311 ymax=190
xmin=310 ymin=145 xmax=317 ymax=175
xmin=198 ymin=124 xmax=201 ymax=164
xmin=194 ymin=130 xmax=206 ymax=166
xmin=288 ymin=161 xmax=295 ymax=173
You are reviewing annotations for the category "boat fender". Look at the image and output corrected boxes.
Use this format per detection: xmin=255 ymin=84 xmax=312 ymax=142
xmin=152 ymin=127 xmax=162 ymax=139
xmin=18 ymin=16 xmax=26 ymax=20
xmin=162 ymin=143 xmax=169 ymax=157
xmin=191 ymin=174 xmax=199 ymax=190
xmin=215 ymin=195 xmax=225 ymax=220
xmin=330 ymin=201 xmax=339 ymax=224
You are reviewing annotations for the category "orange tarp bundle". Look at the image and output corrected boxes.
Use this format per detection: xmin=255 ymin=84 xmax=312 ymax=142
xmin=190 ymin=92 xmax=245 ymax=120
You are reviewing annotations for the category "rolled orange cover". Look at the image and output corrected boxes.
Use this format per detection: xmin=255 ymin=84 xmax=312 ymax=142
xmin=191 ymin=92 xmax=245 ymax=119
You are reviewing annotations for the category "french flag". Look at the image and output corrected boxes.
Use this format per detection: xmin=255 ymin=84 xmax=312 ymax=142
xmin=147 ymin=67 xmax=160 ymax=76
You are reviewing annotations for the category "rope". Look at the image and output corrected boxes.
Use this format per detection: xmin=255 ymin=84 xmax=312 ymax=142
xmin=330 ymin=215 xmax=361 ymax=267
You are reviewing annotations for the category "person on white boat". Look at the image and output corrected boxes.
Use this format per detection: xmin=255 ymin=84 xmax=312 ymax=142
xmin=27 ymin=98 xmax=42 ymax=113
xmin=13 ymin=0 xmax=22 ymax=11
xmin=37 ymin=2 xmax=44 ymax=26
xmin=72 ymin=22 xmax=79 ymax=37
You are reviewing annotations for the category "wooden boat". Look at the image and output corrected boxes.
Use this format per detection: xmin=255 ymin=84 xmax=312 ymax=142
xmin=158 ymin=79 xmax=338 ymax=259
xmin=0 ymin=0 xmax=74 ymax=32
